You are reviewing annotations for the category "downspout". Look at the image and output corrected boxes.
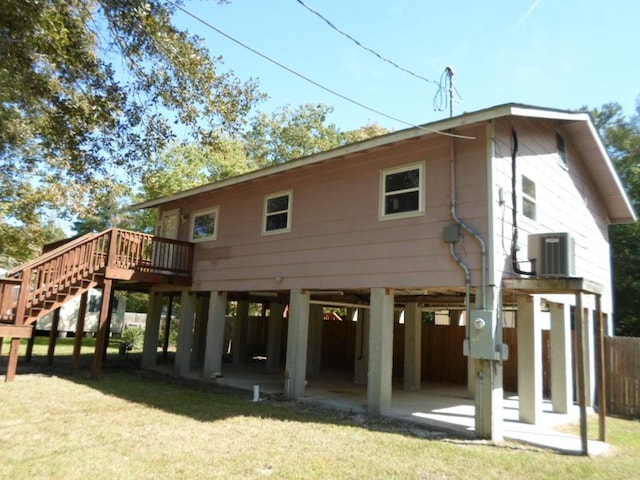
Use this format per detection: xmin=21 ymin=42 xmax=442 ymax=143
xmin=449 ymin=135 xmax=488 ymax=334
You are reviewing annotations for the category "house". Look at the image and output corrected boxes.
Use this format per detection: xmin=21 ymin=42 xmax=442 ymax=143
xmin=0 ymin=103 xmax=635 ymax=443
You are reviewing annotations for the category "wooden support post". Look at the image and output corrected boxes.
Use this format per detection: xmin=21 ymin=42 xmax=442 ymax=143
xmin=25 ymin=332 xmax=35 ymax=362
xmin=6 ymin=270 xmax=31 ymax=381
xmin=595 ymin=294 xmax=607 ymax=442
xmin=575 ymin=293 xmax=589 ymax=456
xmin=92 ymin=279 xmax=113 ymax=379
xmin=6 ymin=338 xmax=21 ymax=382
xmin=47 ymin=308 xmax=61 ymax=366
xmin=102 ymin=299 xmax=114 ymax=361
xmin=72 ymin=292 xmax=89 ymax=374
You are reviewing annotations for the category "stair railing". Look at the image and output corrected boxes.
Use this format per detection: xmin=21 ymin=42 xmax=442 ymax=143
xmin=0 ymin=228 xmax=194 ymax=326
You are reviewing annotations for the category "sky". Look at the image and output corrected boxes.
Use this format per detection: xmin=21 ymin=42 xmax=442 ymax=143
xmin=173 ymin=0 xmax=640 ymax=133
xmin=40 ymin=1 xmax=639 ymax=237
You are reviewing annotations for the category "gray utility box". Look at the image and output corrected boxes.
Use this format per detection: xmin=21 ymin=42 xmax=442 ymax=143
xmin=467 ymin=309 xmax=497 ymax=360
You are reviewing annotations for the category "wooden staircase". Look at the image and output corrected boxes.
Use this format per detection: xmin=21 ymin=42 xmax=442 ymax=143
xmin=0 ymin=228 xmax=194 ymax=381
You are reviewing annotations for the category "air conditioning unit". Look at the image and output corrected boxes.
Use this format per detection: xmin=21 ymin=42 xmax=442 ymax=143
xmin=527 ymin=232 xmax=575 ymax=277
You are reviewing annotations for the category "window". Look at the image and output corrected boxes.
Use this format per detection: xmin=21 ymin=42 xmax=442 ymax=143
xmin=556 ymin=131 xmax=567 ymax=167
xmin=521 ymin=175 xmax=536 ymax=221
xmin=190 ymin=207 xmax=219 ymax=242
xmin=380 ymin=162 xmax=425 ymax=219
xmin=263 ymin=190 xmax=292 ymax=234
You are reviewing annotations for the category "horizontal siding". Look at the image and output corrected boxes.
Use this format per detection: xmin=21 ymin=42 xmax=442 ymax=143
xmin=161 ymin=125 xmax=490 ymax=293
xmin=492 ymin=117 xmax=613 ymax=309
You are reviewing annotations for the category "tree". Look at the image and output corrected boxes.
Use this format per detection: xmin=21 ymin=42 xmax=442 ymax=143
xmin=243 ymin=103 xmax=388 ymax=167
xmin=0 ymin=0 xmax=263 ymax=262
xmin=125 ymin=137 xmax=250 ymax=233
xmin=590 ymin=100 xmax=640 ymax=336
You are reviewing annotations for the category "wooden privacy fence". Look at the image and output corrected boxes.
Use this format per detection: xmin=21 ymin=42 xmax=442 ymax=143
xmin=605 ymin=336 xmax=640 ymax=418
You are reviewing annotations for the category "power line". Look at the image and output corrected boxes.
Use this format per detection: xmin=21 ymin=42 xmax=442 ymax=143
xmin=295 ymin=0 xmax=440 ymax=86
xmin=167 ymin=1 xmax=474 ymax=139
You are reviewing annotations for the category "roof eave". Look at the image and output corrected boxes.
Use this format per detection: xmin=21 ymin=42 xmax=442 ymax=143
xmin=131 ymin=103 xmax=635 ymax=223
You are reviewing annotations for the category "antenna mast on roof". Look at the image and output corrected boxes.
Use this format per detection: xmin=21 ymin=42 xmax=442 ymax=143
xmin=446 ymin=66 xmax=454 ymax=118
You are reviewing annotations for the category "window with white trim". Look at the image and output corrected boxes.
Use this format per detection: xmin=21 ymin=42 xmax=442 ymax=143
xmin=190 ymin=207 xmax=219 ymax=242
xmin=521 ymin=175 xmax=536 ymax=221
xmin=380 ymin=162 xmax=425 ymax=219
xmin=263 ymin=190 xmax=292 ymax=234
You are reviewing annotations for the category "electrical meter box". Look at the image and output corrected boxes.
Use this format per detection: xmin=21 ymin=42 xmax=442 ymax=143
xmin=468 ymin=309 xmax=497 ymax=360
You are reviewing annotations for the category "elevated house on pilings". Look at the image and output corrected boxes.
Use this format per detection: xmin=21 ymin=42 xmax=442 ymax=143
xmin=1 ymin=104 xmax=635 ymax=444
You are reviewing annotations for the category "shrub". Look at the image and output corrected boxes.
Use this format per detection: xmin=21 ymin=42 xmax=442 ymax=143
xmin=121 ymin=326 xmax=145 ymax=350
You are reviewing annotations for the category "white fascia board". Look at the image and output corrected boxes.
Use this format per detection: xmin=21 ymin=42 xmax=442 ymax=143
xmin=582 ymin=120 xmax=637 ymax=223
xmin=509 ymin=105 xmax=591 ymax=122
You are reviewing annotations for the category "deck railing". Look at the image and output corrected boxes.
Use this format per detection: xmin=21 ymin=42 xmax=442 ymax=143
xmin=109 ymin=229 xmax=194 ymax=276
xmin=0 ymin=228 xmax=194 ymax=325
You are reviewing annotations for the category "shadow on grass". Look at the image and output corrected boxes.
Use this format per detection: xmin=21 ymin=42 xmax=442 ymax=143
xmin=2 ymin=345 xmax=457 ymax=444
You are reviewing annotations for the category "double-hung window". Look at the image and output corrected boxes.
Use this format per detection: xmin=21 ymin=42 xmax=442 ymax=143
xmin=263 ymin=190 xmax=292 ymax=234
xmin=190 ymin=207 xmax=219 ymax=242
xmin=521 ymin=175 xmax=536 ymax=221
xmin=380 ymin=162 xmax=425 ymax=219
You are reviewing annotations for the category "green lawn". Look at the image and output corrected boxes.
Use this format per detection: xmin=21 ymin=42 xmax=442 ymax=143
xmin=1 ymin=339 xmax=639 ymax=479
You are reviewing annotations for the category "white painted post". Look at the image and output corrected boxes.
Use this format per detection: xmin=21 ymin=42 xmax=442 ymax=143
xmin=285 ymin=289 xmax=310 ymax=400
xmin=403 ymin=302 xmax=421 ymax=390
xmin=474 ymin=291 xmax=504 ymax=442
xmin=141 ymin=291 xmax=163 ymax=370
xmin=517 ymin=295 xmax=542 ymax=424
xmin=368 ymin=288 xmax=394 ymax=416
xmin=203 ymin=291 xmax=228 ymax=380
xmin=585 ymin=307 xmax=596 ymax=407
xmin=175 ymin=291 xmax=195 ymax=376
xmin=550 ymin=302 xmax=572 ymax=414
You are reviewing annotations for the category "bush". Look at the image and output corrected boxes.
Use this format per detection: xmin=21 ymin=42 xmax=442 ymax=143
xmin=121 ymin=326 xmax=145 ymax=350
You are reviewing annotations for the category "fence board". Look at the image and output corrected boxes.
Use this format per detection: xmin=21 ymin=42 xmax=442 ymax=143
xmin=606 ymin=336 xmax=640 ymax=417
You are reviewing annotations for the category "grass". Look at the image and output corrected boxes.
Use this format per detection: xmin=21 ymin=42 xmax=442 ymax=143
xmin=1 ymin=339 xmax=640 ymax=479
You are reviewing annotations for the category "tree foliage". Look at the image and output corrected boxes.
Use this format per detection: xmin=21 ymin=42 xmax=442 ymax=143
xmin=590 ymin=100 xmax=640 ymax=336
xmin=0 ymin=0 xmax=262 ymax=262
xmin=125 ymin=138 xmax=250 ymax=233
xmin=243 ymin=103 xmax=387 ymax=167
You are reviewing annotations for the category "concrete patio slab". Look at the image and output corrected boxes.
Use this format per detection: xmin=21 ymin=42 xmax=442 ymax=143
xmin=181 ymin=364 xmax=610 ymax=456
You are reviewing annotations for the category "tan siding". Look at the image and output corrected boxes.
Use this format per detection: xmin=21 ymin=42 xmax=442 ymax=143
xmin=155 ymin=113 xmax=614 ymax=309
xmin=492 ymin=117 xmax=613 ymax=309
xmin=161 ymin=129 xmax=490 ymax=293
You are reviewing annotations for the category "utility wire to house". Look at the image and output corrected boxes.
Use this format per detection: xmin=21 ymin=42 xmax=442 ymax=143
xmin=295 ymin=0 xmax=463 ymax=116
xmin=295 ymin=0 xmax=440 ymax=86
xmin=167 ymin=2 xmax=474 ymax=139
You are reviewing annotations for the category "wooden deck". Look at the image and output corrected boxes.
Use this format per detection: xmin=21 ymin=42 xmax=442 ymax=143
xmin=0 ymin=228 xmax=194 ymax=380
